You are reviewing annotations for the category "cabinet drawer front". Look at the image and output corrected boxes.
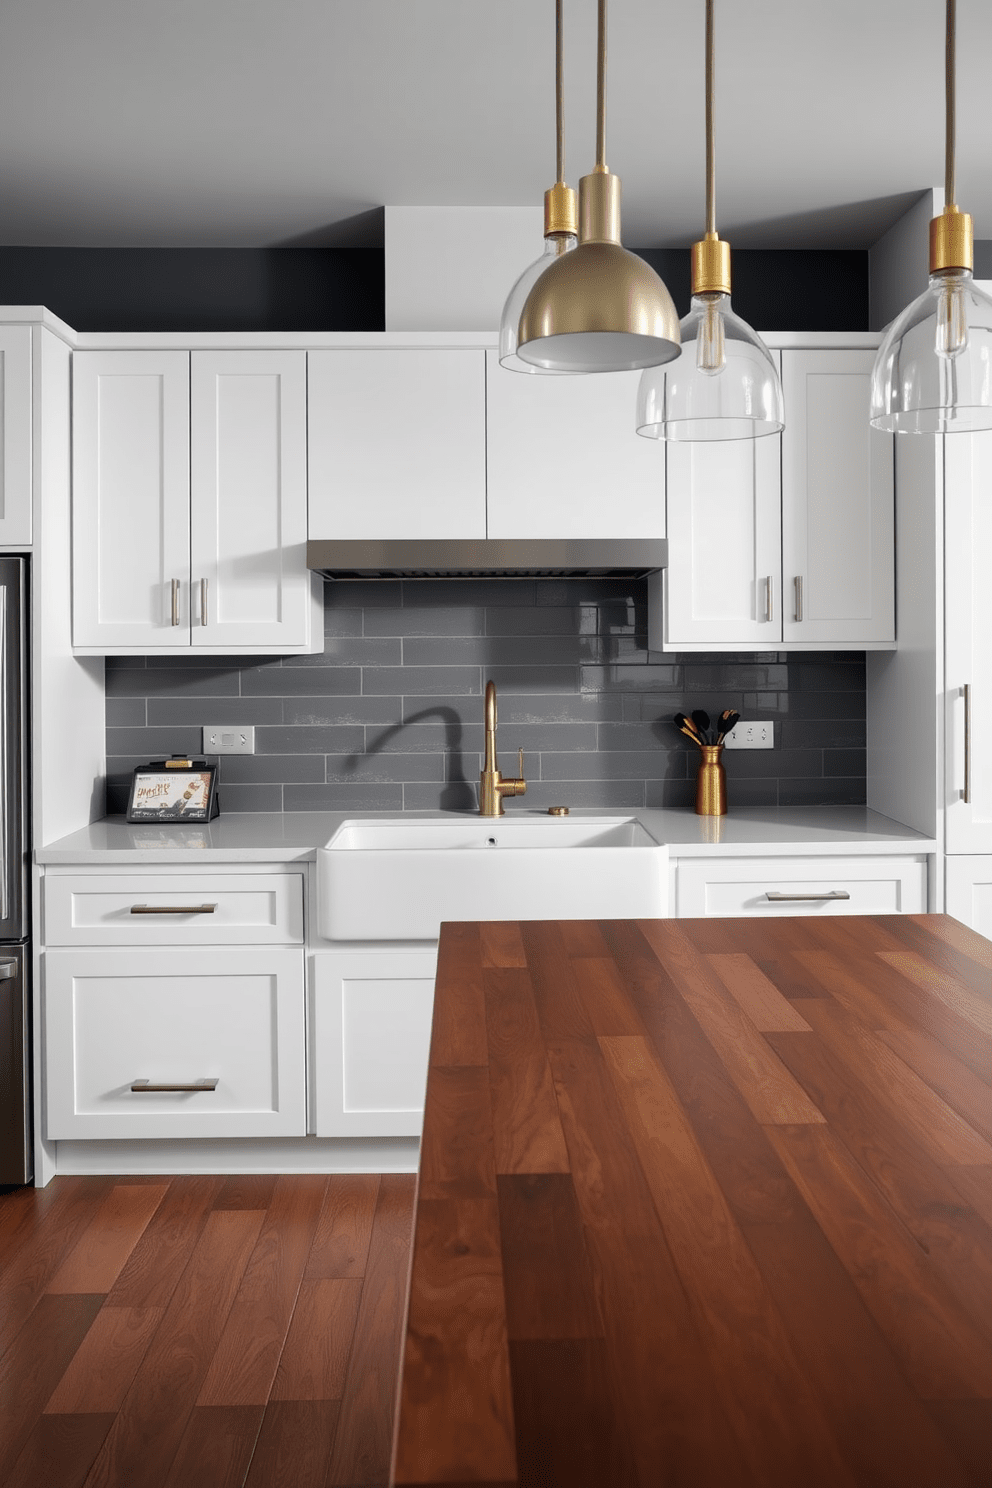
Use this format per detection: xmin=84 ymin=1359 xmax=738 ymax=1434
xmin=45 ymin=947 xmax=306 ymax=1138
xmin=44 ymin=873 xmax=304 ymax=945
xmin=675 ymin=855 xmax=928 ymax=918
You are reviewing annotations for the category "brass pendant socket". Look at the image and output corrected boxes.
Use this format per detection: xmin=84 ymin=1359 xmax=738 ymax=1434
xmin=930 ymin=206 xmax=974 ymax=274
xmin=579 ymin=169 xmax=622 ymax=245
xmin=544 ymin=182 xmax=578 ymax=238
xmin=691 ymin=235 xmax=732 ymax=296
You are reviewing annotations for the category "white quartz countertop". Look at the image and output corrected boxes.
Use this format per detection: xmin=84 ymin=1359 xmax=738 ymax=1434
xmin=36 ymin=807 xmax=937 ymax=864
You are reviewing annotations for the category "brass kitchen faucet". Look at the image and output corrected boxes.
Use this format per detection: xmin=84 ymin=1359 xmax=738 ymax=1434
xmin=479 ymin=680 xmax=526 ymax=817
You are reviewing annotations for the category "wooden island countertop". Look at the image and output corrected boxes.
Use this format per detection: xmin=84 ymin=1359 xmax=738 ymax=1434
xmin=391 ymin=914 xmax=992 ymax=1488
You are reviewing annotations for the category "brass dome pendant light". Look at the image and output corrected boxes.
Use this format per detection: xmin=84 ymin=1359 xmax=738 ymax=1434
xmin=499 ymin=0 xmax=579 ymax=373
xmin=516 ymin=0 xmax=680 ymax=374
xmin=636 ymin=0 xmax=784 ymax=440
xmin=871 ymin=0 xmax=992 ymax=433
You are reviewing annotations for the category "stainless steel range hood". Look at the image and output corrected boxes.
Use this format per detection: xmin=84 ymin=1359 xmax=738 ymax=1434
xmin=307 ymin=538 xmax=667 ymax=581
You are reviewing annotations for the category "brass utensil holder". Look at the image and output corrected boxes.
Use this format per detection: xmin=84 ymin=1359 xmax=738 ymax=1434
xmin=695 ymin=744 xmax=726 ymax=816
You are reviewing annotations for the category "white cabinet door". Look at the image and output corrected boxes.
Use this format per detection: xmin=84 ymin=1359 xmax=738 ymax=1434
xmin=45 ymin=946 xmax=306 ymax=1139
xmin=781 ymin=350 xmax=894 ymax=646
xmin=311 ymin=949 xmax=437 ymax=1138
xmin=72 ymin=351 xmax=191 ymax=648
xmin=308 ymin=349 xmax=486 ymax=540
xmin=655 ymin=434 xmax=781 ymax=648
xmin=945 ymin=856 xmax=992 ymax=939
xmin=0 ymin=326 xmax=32 ymax=545
xmin=190 ymin=351 xmax=315 ymax=649
xmin=485 ymin=352 xmax=665 ymax=538
xmin=944 ymin=433 xmax=992 ymax=854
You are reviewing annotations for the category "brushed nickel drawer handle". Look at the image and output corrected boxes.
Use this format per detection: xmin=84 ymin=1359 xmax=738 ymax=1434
xmin=129 ymin=904 xmax=217 ymax=915
xmin=200 ymin=577 xmax=208 ymax=627
xmin=171 ymin=577 xmax=181 ymax=627
xmin=130 ymin=1078 xmax=219 ymax=1093
xmin=794 ymin=574 xmax=804 ymax=623
xmin=764 ymin=889 xmax=851 ymax=902
xmin=764 ymin=575 xmax=774 ymax=623
xmin=962 ymin=682 xmax=971 ymax=804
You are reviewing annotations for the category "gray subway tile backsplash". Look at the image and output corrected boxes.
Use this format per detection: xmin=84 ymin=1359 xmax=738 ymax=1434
xmin=103 ymin=577 xmax=868 ymax=815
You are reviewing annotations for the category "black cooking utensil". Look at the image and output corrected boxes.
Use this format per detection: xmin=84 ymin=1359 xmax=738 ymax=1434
xmin=675 ymin=711 xmax=702 ymax=740
xmin=691 ymin=709 xmax=711 ymax=743
xmin=716 ymin=709 xmax=739 ymax=743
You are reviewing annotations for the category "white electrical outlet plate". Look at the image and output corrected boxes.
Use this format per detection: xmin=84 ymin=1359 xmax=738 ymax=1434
xmin=723 ymin=721 xmax=774 ymax=750
xmin=203 ymin=725 xmax=255 ymax=755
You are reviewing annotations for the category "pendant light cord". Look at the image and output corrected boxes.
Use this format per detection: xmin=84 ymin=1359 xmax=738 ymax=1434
xmin=945 ymin=0 xmax=956 ymax=206
xmin=556 ymin=0 xmax=565 ymax=183
xmin=705 ymin=0 xmax=716 ymax=236
xmin=596 ymin=0 xmax=607 ymax=169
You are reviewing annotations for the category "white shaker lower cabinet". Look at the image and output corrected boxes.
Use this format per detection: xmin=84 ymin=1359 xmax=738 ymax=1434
xmin=311 ymin=950 xmax=438 ymax=1138
xmin=674 ymin=854 xmax=928 ymax=918
xmin=944 ymin=433 xmax=992 ymax=855
xmin=945 ymin=857 xmax=992 ymax=939
xmin=45 ymin=946 xmax=306 ymax=1139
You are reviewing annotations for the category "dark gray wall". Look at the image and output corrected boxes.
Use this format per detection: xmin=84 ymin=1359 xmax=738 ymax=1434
xmin=105 ymin=578 xmax=866 ymax=814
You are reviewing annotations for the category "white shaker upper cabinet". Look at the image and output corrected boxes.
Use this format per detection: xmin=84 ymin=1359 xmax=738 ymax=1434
xmin=0 ymin=326 xmax=33 ymax=546
xmin=781 ymin=349 xmax=894 ymax=647
xmin=944 ymin=432 xmax=992 ymax=855
xmin=72 ymin=351 xmax=191 ymax=650
xmin=308 ymin=349 xmax=486 ymax=540
xmin=654 ymin=432 xmax=782 ymax=648
xmin=485 ymin=353 xmax=665 ymax=538
xmin=190 ymin=351 xmax=313 ymax=649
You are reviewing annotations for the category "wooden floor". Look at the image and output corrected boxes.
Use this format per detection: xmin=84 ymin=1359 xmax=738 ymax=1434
xmin=0 ymin=1171 xmax=416 ymax=1488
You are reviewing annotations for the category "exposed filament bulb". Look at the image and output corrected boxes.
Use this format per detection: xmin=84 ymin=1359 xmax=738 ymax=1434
xmin=935 ymin=272 xmax=968 ymax=358
xmin=697 ymin=294 xmax=727 ymax=375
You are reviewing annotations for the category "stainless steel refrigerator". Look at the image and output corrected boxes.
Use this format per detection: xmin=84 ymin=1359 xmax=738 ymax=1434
xmin=0 ymin=558 xmax=30 ymax=1185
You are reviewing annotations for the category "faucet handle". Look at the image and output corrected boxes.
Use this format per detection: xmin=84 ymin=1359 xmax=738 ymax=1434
xmin=518 ymin=748 xmax=525 ymax=779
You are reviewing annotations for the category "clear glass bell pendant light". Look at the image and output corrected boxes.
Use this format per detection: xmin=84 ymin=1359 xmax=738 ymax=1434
xmin=499 ymin=0 xmax=577 ymax=373
xmin=871 ymin=0 xmax=992 ymax=433
xmin=516 ymin=0 xmax=680 ymax=374
xmin=636 ymin=0 xmax=783 ymax=439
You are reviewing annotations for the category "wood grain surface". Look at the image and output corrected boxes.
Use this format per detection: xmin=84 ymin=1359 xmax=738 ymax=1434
xmin=393 ymin=913 xmax=992 ymax=1488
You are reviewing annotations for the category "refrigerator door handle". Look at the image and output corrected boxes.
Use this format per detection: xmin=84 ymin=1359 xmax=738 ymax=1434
xmin=0 ymin=961 xmax=16 ymax=979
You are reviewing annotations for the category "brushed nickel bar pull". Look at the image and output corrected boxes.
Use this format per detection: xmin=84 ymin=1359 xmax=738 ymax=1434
xmin=764 ymin=889 xmax=851 ymax=902
xmin=794 ymin=575 xmax=804 ymax=623
xmin=0 ymin=960 xmax=17 ymax=980
xmin=171 ymin=577 xmax=181 ymax=627
xmin=129 ymin=904 xmax=217 ymax=915
xmin=130 ymin=1078 xmax=219 ymax=1093
xmin=962 ymin=682 xmax=972 ymax=804
xmin=764 ymin=575 xmax=774 ymax=623
xmin=200 ymin=577 xmax=208 ymax=627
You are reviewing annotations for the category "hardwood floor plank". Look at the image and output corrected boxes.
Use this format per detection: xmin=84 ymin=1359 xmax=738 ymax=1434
xmin=162 ymin=1404 xmax=264 ymax=1488
xmin=638 ymin=922 xmax=826 ymax=1125
xmin=430 ymin=921 xmax=488 ymax=1066
xmin=106 ymin=1175 xmax=222 ymax=1309
xmin=305 ymin=1175 xmax=380 ymax=1279
xmin=484 ymin=968 xmax=570 ymax=1175
xmin=743 ymin=1211 xmax=976 ymax=1488
xmin=879 ymin=951 xmax=992 ymax=1038
xmin=926 ymin=1401 xmax=992 ymax=1483
xmin=3 ymin=1412 xmax=116 ymax=1488
xmin=705 ymin=951 xmax=815 ymax=1031
xmin=325 ymin=1174 xmax=416 ymax=1488
xmin=44 ymin=1305 xmax=164 ymax=1413
xmin=47 ymin=1183 xmax=169 ymax=1294
xmin=568 ymin=955 xmax=648 ymax=1036
xmin=212 ymin=1175 xmax=279 ymax=1210
xmin=0 ymin=1178 xmax=74 ymax=1271
xmin=394 ymin=1197 xmax=516 ymax=1486
xmin=545 ymin=1032 xmax=746 ymax=1486
xmin=508 ymin=1339 xmax=641 ymax=1488
xmin=496 ymin=1173 xmax=602 ymax=1341
xmin=557 ymin=920 xmax=613 ymax=959
xmin=197 ymin=1174 xmax=328 ymax=1407
xmin=418 ymin=1064 xmax=497 ymax=1201
xmin=765 ymin=1123 xmax=992 ymax=1400
xmin=907 ymin=913 xmax=992 ymax=972
xmin=269 ymin=1277 xmax=362 ymax=1401
xmin=520 ymin=921 xmax=598 ymax=1043
xmin=600 ymin=1033 xmax=856 ymax=1488
xmin=479 ymin=920 xmax=527 ymax=968
xmin=877 ymin=1026 xmax=992 ymax=1142
xmin=0 ymin=1293 xmax=105 ymax=1481
xmin=81 ymin=1208 xmax=266 ymax=1488
xmin=0 ymin=1177 xmax=114 ymax=1357
xmin=944 ymin=1165 xmax=992 ymax=1231
xmin=799 ymin=997 xmax=992 ymax=1167
xmin=243 ymin=1400 xmax=341 ymax=1488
